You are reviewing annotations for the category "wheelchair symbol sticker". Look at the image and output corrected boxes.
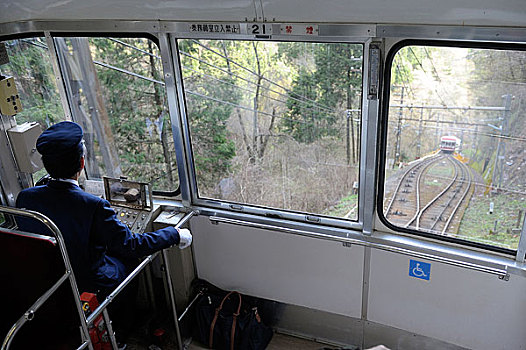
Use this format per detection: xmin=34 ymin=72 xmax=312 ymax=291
xmin=409 ymin=259 xmax=431 ymax=281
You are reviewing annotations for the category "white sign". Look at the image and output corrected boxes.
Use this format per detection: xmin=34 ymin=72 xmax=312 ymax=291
xmin=280 ymin=24 xmax=319 ymax=36
xmin=189 ymin=23 xmax=240 ymax=34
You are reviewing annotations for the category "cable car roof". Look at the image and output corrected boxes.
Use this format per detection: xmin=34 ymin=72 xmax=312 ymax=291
xmin=1 ymin=0 xmax=526 ymax=27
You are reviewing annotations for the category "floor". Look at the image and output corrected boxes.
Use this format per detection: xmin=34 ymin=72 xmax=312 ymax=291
xmin=187 ymin=332 xmax=330 ymax=350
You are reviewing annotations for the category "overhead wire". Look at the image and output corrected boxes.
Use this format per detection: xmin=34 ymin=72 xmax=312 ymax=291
xmin=102 ymin=37 xmax=356 ymax=121
xmin=190 ymin=39 xmax=342 ymax=113
xmin=179 ymin=49 xmax=340 ymax=116
xmin=181 ymin=63 xmax=321 ymax=113
xmin=19 ymin=37 xmax=344 ymax=129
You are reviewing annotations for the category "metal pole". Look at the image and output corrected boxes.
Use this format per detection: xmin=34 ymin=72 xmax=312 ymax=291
xmin=102 ymin=309 xmax=119 ymax=349
xmin=0 ymin=206 xmax=93 ymax=350
xmin=417 ymin=106 xmax=423 ymax=158
xmin=162 ymin=249 xmax=183 ymax=350
xmin=2 ymin=273 xmax=70 ymax=350
xmin=87 ymin=252 xmax=159 ymax=325
xmin=87 ymin=211 xmax=197 ymax=349
xmin=516 ymin=210 xmax=526 ymax=263
xmin=498 ymin=94 xmax=512 ymax=188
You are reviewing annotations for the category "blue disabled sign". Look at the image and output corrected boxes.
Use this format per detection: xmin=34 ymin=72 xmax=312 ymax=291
xmin=409 ymin=259 xmax=431 ymax=281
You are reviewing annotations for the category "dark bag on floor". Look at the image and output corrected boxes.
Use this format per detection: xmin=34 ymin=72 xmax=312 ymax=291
xmin=195 ymin=290 xmax=273 ymax=350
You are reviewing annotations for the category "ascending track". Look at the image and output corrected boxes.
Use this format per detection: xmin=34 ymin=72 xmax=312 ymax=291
xmin=385 ymin=154 xmax=474 ymax=235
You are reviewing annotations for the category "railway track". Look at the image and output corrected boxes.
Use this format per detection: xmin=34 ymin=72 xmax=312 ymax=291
xmin=385 ymin=154 xmax=474 ymax=236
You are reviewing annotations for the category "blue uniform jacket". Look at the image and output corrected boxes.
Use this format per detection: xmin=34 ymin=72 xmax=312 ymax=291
xmin=16 ymin=180 xmax=180 ymax=294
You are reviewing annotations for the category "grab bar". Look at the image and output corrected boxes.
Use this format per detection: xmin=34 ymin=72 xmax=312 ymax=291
xmin=0 ymin=206 xmax=93 ymax=350
xmin=84 ymin=209 xmax=197 ymax=350
xmin=208 ymin=216 xmax=509 ymax=279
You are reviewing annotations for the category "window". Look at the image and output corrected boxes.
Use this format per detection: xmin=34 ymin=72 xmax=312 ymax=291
xmin=0 ymin=37 xmax=66 ymax=182
xmin=179 ymin=39 xmax=363 ymax=220
xmin=1 ymin=36 xmax=178 ymax=192
xmin=383 ymin=43 xmax=526 ymax=251
xmin=54 ymin=37 xmax=177 ymax=192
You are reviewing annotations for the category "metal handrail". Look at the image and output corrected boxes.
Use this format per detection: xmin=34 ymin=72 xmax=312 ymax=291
xmin=1 ymin=205 xmax=197 ymax=350
xmin=83 ymin=210 xmax=197 ymax=350
xmin=208 ymin=216 xmax=509 ymax=278
xmin=0 ymin=205 xmax=93 ymax=350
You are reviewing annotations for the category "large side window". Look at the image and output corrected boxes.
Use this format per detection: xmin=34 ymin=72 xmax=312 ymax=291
xmin=179 ymin=40 xmax=363 ymax=220
xmin=383 ymin=43 xmax=526 ymax=251
xmin=1 ymin=36 xmax=178 ymax=192
xmin=1 ymin=38 xmax=65 ymax=125
xmin=1 ymin=37 xmax=66 ymax=183
xmin=54 ymin=37 xmax=178 ymax=192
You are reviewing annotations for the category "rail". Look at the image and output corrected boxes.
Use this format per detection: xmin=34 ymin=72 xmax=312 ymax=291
xmin=208 ymin=216 xmax=509 ymax=279
xmin=441 ymin=160 xmax=473 ymax=234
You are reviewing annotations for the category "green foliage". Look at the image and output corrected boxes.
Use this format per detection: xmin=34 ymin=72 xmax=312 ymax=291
xmin=467 ymin=48 xmax=526 ymax=190
xmin=324 ymin=193 xmax=358 ymax=218
xmin=86 ymin=38 xmax=179 ymax=189
xmin=2 ymin=39 xmax=64 ymax=127
xmin=179 ymin=40 xmax=239 ymax=190
xmin=280 ymin=43 xmax=362 ymax=143
xmin=391 ymin=46 xmax=427 ymax=86
xmin=458 ymin=192 xmax=524 ymax=249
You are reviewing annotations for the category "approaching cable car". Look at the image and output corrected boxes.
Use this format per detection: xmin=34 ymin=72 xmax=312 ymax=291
xmin=440 ymin=135 xmax=461 ymax=153
xmin=1 ymin=1 xmax=526 ymax=350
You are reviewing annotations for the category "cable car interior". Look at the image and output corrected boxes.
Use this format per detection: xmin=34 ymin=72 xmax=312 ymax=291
xmin=1 ymin=1 xmax=526 ymax=349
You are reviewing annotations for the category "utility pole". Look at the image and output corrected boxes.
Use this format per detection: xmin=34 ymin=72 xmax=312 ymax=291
xmin=394 ymin=86 xmax=404 ymax=168
xmin=346 ymin=109 xmax=350 ymax=165
xmin=492 ymin=94 xmax=512 ymax=189
xmin=417 ymin=106 xmax=423 ymax=158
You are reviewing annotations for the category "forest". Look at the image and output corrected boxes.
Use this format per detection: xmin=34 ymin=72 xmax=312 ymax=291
xmin=1 ymin=37 xmax=363 ymax=219
xmin=384 ymin=45 xmax=526 ymax=249
xmin=1 ymin=36 xmax=524 ymax=235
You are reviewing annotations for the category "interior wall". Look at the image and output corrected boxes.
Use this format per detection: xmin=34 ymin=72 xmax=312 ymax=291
xmin=191 ymin=216 xmax=365 ymax=318
xmin=367 ymin=248 xmax=526 ymax=350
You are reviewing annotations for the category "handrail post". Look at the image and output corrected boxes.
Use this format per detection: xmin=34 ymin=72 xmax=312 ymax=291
xmin=0 ymin=205 xmax=93 ymax=350
xmin=162 ymin=209 xmax=197 ymax=350
xmin=84 ymin=210 xmax=197 ymax=348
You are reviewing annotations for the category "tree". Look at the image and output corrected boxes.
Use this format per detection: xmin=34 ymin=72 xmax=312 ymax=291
xmin=178 ymin=40 xmax=237 ymax=190
xmin=280 ymin=43 xmax=362 ymax=153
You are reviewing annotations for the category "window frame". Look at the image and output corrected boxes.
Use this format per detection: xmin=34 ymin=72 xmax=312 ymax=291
xmin=47 ymin=32 xmax=181 ymax=197
xmin=377 ymin=39 xmax=526 ymax=256
xmin=171 ymin=32 xmax=368 ymax=230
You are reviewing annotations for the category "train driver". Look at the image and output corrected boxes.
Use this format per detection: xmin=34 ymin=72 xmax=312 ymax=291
xmin=15 ymin=121 xmax=193 ymax=299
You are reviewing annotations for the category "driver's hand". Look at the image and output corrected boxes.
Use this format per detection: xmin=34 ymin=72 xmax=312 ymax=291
xmin=177 ymin=228 xmax=193 ymax=249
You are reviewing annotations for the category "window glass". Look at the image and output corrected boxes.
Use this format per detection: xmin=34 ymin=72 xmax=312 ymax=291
xmin=55 ymin=37 xmax=177 ymax=191
xmin=179 ymin=40 xmax=363 ymax=220
xmin=0 ymin=37 xmax=66 ymax=182
xmin=383 ymin=45 xmax=526 ymax=250
xmin=1 ymin=38 xmax=65 ymax=125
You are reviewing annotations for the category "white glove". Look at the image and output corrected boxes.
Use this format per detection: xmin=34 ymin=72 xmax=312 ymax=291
xmin=177 ymin=228 xmax=193 ymax=249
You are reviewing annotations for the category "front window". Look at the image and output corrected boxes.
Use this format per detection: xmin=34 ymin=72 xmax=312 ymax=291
xmin=53 ymin=37 xmax=178 ymax=192
xmin=179 ymin=39 xmax=363 ymax=220
xmin=383 ymin=44 xmax=526 ymax=251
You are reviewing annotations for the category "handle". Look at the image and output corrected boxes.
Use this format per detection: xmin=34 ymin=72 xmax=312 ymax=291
xmin=209 ymin=291 xmax=242 ymax=350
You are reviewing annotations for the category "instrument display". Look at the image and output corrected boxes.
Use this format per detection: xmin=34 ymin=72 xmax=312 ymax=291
xmin=103 ymin=177 xmax=154 ymax=233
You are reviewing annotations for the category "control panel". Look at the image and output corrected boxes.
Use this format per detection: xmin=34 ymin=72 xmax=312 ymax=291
xmin=113 ymin=207 xmax=152 ymax=234
xmin=103 ymin=177 xmax=153 ymax=234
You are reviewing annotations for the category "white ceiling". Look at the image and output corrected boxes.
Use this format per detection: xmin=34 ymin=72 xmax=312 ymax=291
xmin=1 ymin=0 xmax=525 ymax=27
